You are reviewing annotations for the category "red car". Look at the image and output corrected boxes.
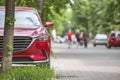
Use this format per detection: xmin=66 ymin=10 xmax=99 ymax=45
xmin=0 ymin=7 xmax=53 ymax=65
xmin=107 ymin=31 xmax=120 ymax=48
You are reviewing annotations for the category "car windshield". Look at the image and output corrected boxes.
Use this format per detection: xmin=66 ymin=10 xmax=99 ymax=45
xmin=0 ymin=10 xmax=41 ymax=28
xmin=95 ymin=34 xmax=107 ymax=39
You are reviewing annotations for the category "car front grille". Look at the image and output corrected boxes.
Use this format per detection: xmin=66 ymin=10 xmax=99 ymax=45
xmin=0 ymin=36 xmax=32 ymax=52
xmin=0 ymin=57 xmax=33 ymax=62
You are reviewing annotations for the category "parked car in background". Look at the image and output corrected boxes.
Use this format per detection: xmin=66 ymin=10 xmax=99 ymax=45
xmin=93 ymin=34 xmax=107 ymax=47
xmin=107 ymin=31 xmax=120 ymax=48
xmin=0 ymin=7 xmax=53 ymax=65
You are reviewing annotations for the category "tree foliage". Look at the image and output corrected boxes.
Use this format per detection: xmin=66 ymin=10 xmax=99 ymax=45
xmin=1 ymin=0 xmax=120 ymax=36
xmin=42 ymin=0 xmax=70 ymax=35
xmin=69 ymin=0 xmax=120 ymax=36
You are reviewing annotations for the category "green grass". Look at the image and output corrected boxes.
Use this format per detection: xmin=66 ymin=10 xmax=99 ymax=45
xmin=0 ymin=66 xmax=54 ymax=80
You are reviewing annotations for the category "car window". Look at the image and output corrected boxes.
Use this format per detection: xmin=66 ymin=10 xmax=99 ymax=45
xmin=0 ymin=11 xmax=4 ymax=26
xmin=95 ymin=34 xmax=107 ymax=39
xmin=118 ymin=33 xmax=120 ymax=36
xmin=117 ymin=33 xmax=120 ymax=37
xmin=0 ymin=10 xmax=42 ymax=28
xmin=111 ymin=33 xmax=115 ymax=37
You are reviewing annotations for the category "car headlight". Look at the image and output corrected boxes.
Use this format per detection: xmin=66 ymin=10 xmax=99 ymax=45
xmin=36 ymin=35 xmax=48 ymax=40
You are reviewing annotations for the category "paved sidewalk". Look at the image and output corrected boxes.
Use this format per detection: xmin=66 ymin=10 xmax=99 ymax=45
xmin=51 ymin=43 xmax=120 ymax=80
xmin=51 ymin=58 xmax=120 ymax=80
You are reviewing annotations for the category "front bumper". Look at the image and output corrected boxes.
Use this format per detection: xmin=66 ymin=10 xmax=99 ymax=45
xmin=0 ymin=58 xmax=49 ymax=64
xmin=0 ymin=38 xmax=51 ymax=64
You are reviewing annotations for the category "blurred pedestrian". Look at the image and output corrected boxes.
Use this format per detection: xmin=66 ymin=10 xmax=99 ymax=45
xmin=52 ymin=29 xmax=56 ymax=42
xmin=72 ymin=33 xmax=77 ymax=45
xmin=75 ymin=29 xmax=81 ymax=47
xmin=67 ymin=29 xmax=73 ymax=48
xmin=83 ymin=30 xmax=89 ymax=48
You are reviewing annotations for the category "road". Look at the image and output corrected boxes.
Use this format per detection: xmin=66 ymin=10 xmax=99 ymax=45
xmin=51 ymin=43 xmax=120 ymax=80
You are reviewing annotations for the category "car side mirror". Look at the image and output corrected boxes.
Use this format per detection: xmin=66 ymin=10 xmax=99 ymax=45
xmin=45 ymin=22 xmax=54 ymax=28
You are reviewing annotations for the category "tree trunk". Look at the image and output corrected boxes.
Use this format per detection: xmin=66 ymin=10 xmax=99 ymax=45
xmin=37 ymin=0 xmax=44 ymax=19
xmin=1 ymin=0 xmax=15 ymax=73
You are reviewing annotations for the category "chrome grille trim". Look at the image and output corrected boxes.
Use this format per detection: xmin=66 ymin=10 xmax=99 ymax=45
xmin=0 ymin=58 xmax=49 ymax=64
xmin=0 ymin=36 xmax=33 ymax=52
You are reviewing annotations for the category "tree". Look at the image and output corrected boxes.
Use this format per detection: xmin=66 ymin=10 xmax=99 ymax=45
xmin=37 ymin=0 xmax=44 ymax=18
xmin=1 ymin=0 xmax=15 ymax=73
xmin=0 ymin=0 xmax=5 ymax=6
xmin=42 ymin=0 xmax=70 ymax=35
xmin=69 ymin=0 xmax=110 ymax=35
xmin=105 ymin=0 xmax=120 ymax=30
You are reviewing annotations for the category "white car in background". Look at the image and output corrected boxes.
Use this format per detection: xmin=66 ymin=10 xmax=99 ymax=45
xmin=93 ymin=34 xmax=108 ymax=47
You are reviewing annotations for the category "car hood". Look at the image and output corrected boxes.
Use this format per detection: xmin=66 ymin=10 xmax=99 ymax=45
xmin=0 ymin=27 xmax=43 ymax=37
